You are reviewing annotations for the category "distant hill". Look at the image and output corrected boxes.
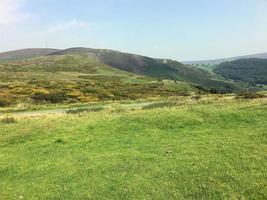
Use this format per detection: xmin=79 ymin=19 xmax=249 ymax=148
xmin=51 ymin=48 xmax=180 ymax=79
xmin=0 ymin=53 xmax=195 ymax=105
xmin=0 ymin=48 xmax=60 ymax=61
xmin=51 ymin=47 xmax=239 ymax=92
xmin=157 ymin=59 xmax=239 ymax=92
xmin=0 ymin=47 xmax=242 ymax=95
xmin=214 ymin=58 xmax=267 ymax=84
xmin=183 ymin=52 xmax=267 ymax=65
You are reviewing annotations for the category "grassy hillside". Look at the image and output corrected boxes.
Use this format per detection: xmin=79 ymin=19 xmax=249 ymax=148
xmin=214 ymin=58 xmax=267 ymax=84
xmin=183 ymin=52 xmax=267 ymax=65
xmin=52 ymin=48 xmax=240 ymax=93
xmin=0 ymin=98 xmax=266 ymax=199
xmin=0 ymin=47 xmax=244 ymax=107
xmin=0 ymin=48 xmax=60 ymax=61
xmin=0 ymin=54 xmax=193 ymax=106
xmin=51 ymin=48 xmax=186 ymax=79
xmin=158 ymin=59 xmax=239 ymax=92
xmin=157 ymin=60 xmax=241 ymax=93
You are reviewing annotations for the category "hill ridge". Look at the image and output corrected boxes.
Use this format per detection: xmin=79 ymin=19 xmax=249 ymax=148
xmin=0 ymin=48 xmax=61 ymax=61
xmin=183 ymin=52 xmax=267 ymax=65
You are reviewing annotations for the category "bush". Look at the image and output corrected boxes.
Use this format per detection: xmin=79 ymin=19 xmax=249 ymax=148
xmin=0 ymin=99 xmax=10 ymax=107
xmin=1 ymin=116 xmax=16 ymax=124
xmin=178 ymin=91 xmax=191 ymax=96
xmin=32 ymin=92 xmax=68 ymax=103
xmin=209 ymin=88 xmax=218 ymax=94
xmin=191 ymin=95 xmax=202 ymax=100
xmin=81 ymin=87 xmax=98 ymax=94
xmin=235 ymin=92 xmax=266 ymax=99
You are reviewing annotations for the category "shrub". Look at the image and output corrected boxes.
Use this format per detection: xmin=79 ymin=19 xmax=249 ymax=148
xmin=178 ymin=91 xmax=191 ymax=96
xmin=235 ymin=92 xmax=266 ymax=99
xmin=209 ymin=88 xmax=218 ymax=94
xmin=81 ymin=87 xmax=98 ymax=94
xmin=191 ymin=95 xmax=202 ymax=100
xmin=31 ymin=92 xmax=68 ymax=103
xmin=0 ymin=99 xmax=10 ymax=107
xmin=1 ymin=116 xmax=16 ymax=124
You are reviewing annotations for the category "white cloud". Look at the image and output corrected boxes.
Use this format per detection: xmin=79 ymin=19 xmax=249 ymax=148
xmin=0 ymin=0 xmax=28 ymax=27
xmin=45 ymin=19 xmax=90 ymax=33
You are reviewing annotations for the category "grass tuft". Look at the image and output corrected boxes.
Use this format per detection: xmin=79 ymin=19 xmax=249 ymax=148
xmin=1 ymin=116 xmax=16 ymax=124
xmin=54 ymin=138 xmax=66 ymax=144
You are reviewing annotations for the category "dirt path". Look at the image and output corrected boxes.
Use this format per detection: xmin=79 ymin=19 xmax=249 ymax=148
xmin=0 ymin=102 xmax=155 ymax=117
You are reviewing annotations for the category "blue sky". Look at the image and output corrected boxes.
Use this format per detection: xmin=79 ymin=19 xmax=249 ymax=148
xmin=0 ymin=0 xmax=267 ymax=60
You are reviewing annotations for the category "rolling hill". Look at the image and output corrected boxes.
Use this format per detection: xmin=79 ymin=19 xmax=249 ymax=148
xmin=0 ymin=53 xmax=193 ymax=106
xmin=183 ymin=52 xmax=267 ymax=65
xmin=157 ymin=59 xmax=238 ymax=91
xmin=214 ymin=58 xmax=267 ymax=84
xmin=51 ymin=48 xmax=183 ymax=79
xmin=51 ymin=47 xmax=239 ymax=92
xmin=0 ymin=48 xmax=60 ymax=61
xmin=0 ymin=47 xmax=242 ymax=106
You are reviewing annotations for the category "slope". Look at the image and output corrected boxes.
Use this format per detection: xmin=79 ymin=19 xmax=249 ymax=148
xmin=157 ymin=59 xmax=239 ymax=92
xmin=183 ymin=52 xmax=267 ymax=65
xmin=51 ymin=48 xmax=180 ymax=79
xmin=51 ymin=48 xmax=240 ymax=92
xmin=0 ymin=54 xmax=193 ymax=106
xmin=0 ymin=48 xmax=60 ymax=61
xmin=214 ymin=58 xmax=267 ymax=84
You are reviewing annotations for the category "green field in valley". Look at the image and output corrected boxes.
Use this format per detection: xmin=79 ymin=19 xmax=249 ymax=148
xmin=0 ymin=98 xmax=266 ymax=199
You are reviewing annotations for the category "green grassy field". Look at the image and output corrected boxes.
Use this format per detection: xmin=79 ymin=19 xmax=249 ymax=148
xmin=0 ymin=98 xmax=266 ymax=199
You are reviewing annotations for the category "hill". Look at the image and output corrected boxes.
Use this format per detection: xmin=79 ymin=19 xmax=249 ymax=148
xmin=157 ymin=59 xmax=238 ymax=92
xmin=214 ymin=58 xmax=267 ymax=84
xmin=0 ymin=48 xmax=60 ymax=61
xmin=0 ymin=47 xmax=242 ymax=107
xmin=0 ymin=54 xmax=193 ymax=106
xmin=51 ymin=48 xmax=183 ymax=79
xmin=51 ymin=48 xmax=239 ymax=92
xmin=183 ymin=52 xmax=267 ymax=65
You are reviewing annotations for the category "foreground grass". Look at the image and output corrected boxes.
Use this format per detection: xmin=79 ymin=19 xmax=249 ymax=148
xmin=0 ymin=100 xmax=266 ymax=199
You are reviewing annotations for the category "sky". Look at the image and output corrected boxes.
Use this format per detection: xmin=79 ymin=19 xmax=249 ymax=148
xmin=0 ymin=0 xmax=267 ymax=61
